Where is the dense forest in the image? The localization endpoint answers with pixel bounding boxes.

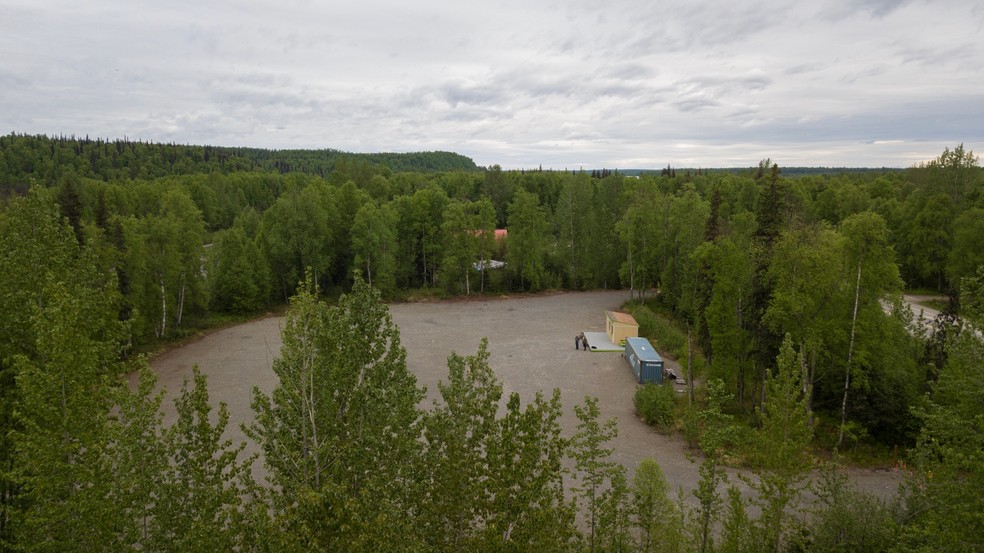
[0,134,982,551]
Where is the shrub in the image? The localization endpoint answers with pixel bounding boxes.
[634,383,676,428]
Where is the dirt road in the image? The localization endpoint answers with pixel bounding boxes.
[149,289,901,501]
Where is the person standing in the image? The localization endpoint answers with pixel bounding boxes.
[575,335,581,350]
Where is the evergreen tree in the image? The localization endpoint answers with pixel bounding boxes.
[209,226,271,313]
[744,335,813,552]
[687,379,734,553]
[899,326,984,550]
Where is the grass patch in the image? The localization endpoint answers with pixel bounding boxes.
[809,414,901,468]
[131,307,286,358]
[392,287,444,302]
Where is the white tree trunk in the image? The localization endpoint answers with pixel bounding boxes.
[687,323,695,405]
[838,261,863,447]
[176,275,185,327]
[158,277,167,338]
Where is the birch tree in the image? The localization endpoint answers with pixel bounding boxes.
[351,201,398,295]
[506,188,549,291]
[554,173,594,289]
[836,212,901,447]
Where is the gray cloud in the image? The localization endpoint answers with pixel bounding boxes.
[0,0,981,168]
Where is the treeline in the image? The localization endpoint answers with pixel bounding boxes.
[0,198,980,550]
[0,139,981,447]
[1,136,983,549]
[0,133,479,189]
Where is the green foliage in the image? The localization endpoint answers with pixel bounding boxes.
[9,282,122,551]
[634,382,678,428]
[618,182,667,298]
[209,226,271,313]
[632,459,685,553]
[257,183,336,299]
[693,230,756,410]
[483,390,575,550]
[506,188,549,290]
[121,187,208,339]
[898,328,984,550]
[351,201,399,295]
[686,379,735,553]
[572,396,626,553]
[5,138,984,548]
[0,134,479,189]
[0,187,125,550]
[960,265,984,322]
[947,207,984,298]
[110,367,258,551]
[629,303,687,354]
[901,193,953,291]
[718,486,754,553]
[554,173,594,289]
[418,339,502,550]
[419,339,575,551]
[662,187,710,316]
[247,277,425,549]
[743,335,814,552]
[797,464,898,552]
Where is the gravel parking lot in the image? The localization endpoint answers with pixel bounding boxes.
[149,289,900,500]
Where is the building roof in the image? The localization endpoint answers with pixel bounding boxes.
[626,337,662,362]
[606,311,639,326]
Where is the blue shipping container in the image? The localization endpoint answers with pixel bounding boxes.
[624,337,663,384]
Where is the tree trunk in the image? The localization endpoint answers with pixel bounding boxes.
[568,200,578,289]
[158,277,167,338]
[480,237,487,293]
[801,341,814,429]
[737,287,745,411]
[627,235,635,302]
[687,323,695,405]
[176,275,185,327]
[838,261,863,447]
[760,362,767,410]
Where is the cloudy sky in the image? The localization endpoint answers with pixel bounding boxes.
[2,0,982,169]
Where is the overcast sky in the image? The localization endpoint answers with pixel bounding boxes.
[2,0,982,169]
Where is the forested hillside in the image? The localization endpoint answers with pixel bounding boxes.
[1,135,982,551]
[0,133,479,191]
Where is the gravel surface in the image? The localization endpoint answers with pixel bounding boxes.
[148,289,901,501]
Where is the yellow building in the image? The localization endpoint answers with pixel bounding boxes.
[605,311,639,346]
